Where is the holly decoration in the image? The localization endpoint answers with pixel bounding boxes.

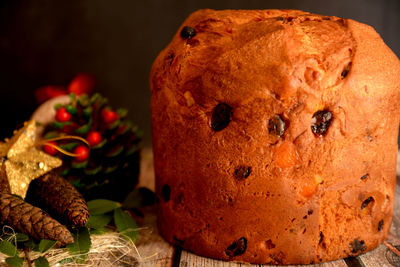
[42,93,142,201]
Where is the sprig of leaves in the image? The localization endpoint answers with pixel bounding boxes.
[87,199,139,242]
[67,227,92,263]
[0,189,155,266]
[0,234,61,266]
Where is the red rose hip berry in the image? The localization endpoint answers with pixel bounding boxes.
[56,107,71,122]
[43,141,57,155]
[73,145,90,162]
[101,108,119,124]
[68,73,96,96]
[87,131,102,146]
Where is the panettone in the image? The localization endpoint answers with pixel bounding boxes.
[150,9,400,264]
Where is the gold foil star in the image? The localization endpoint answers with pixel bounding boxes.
[0,120,62,198]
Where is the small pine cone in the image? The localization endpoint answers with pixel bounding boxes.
[26,171,89,227]
[0,193,73,245]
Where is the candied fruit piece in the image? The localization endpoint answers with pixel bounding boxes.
[311,110,332,136]
[273,141,299,169]
[180,26,196,39]
[268,115,286,137]
[234,166,251,179]
[378,220,383,231]
[211,103,232,131]
[225,237,247,257]
[350,239,366,253]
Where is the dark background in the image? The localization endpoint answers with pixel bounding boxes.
[0,0,399,146]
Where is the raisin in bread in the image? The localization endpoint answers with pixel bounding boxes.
[150,9,400,264]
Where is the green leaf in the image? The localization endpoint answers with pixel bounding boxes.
[5,256,24,267]
[83,181,99,190]
[71,179,84,189]
[59,168,70,176]
[116,108,128,118]
[125,144,140,156]
[52,121,72,130]
[43,131,59,140]
[82,106,93,119]
[75,124,91,135]
[69,93,76,102]
[87,214,112,229]
[67,227,91,264]
[75,119,92,135]
[103,165,119,174]
[106,146,123,157]
[54,103,63,111]
[107,119,121,130]
[59,142,78,151]
[89,227,112,235]
[114,208,138,243]
[34,256,50,267]
[87,199,121,215]
[66,105,77,115]
[116,122,132,135]
[38,239,57,253]
[91,139,107,149]
[89,93,101,105]
[15,233,29,242]
[23,240,38,251]
[0,240,17,256]
[71,160,88,169]
[84,166,102,175]
[77,94,90,107]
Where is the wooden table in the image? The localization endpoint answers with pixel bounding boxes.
[135,149,400,267]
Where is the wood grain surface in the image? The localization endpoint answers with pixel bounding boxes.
[135,149,400,267]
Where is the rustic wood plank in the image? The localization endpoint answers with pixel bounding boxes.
[136,206,175,267]
[180,250,253,267]
[358,244,397,267]
[179,250,348,267]
[313,260,349,267]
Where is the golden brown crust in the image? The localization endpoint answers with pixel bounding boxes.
[150,9,400,264]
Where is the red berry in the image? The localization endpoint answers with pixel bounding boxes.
[68,73,96,96]
[43,141,57,155]
[56,107,71,122]
[73,145,90,162]
[101,108,119,124]
[87,131,102,146]
[35,85,67,104]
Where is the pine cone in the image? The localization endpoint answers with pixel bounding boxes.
[41,93,141,201]
[0,193,73,246]
[26,171,89,227]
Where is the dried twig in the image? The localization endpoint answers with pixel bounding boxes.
[24,248,32,267]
